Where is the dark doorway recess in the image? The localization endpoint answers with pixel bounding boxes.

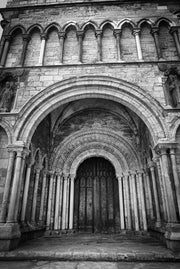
[74,157,120,233]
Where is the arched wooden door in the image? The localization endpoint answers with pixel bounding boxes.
[74,157,120,233]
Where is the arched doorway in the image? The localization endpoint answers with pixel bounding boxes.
[73,157,120,233]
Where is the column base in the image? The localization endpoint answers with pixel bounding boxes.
[0,223,21,251]
[164,224,180,252]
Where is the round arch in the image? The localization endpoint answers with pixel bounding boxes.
[69,149,123,180]
[13,76,167,145]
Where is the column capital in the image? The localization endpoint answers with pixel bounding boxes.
[132,27,141,36]
[113,29,122,37]
[151,26,159,35]
[169,26,179,35]
[58,31,66,39]
[154,142,178,154]
[76,30,84,38]
[4,35,12,42]
[95,30,103,37]
[22,34,30,42]
[7,142,29,156]
[40,33,48,40]
[148,161,155,169]
[136,170,144,175]
[122,172,129,178]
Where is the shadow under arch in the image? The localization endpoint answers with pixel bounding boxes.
[13,75,167,146]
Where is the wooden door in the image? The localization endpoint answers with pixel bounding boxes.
[74,157,120,233]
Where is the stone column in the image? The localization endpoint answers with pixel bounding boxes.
[131,172,139,231]
[144,170,154,220]
[46,172,54,229]
[0,35,11,67]
[151,27,162,60]
[69,176,75,230]
[118,176,125,230]
[58,31,66,64]
[170,27,180,59]
[21,163,32,223]
[0,36,5,63]
[77,31,84,63]
[38,33,47,66]
[62,175,67,230]
[7,143,28,223]
[39,171,47,224]
[0,149,15,223]
[65,175,70,229]
[133,28,143,61]
[31,168,41,223]
[169,148,180,216]
[54,172,61,230]
[123,173,131,229]
[138,171,147,231]
[96,30,102,62]
[20,34,30,66]
[113,29,122,61]
[159,147,177,223]
[154,156,167,221]
[148,161,161,225]
[58,173,64,229]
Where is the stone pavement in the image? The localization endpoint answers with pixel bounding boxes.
[0,233,180,268]
[0,261,180,269]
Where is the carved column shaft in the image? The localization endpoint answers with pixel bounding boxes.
[69,176,75,230]
[0,36,11,67]
[77,31,83,63]
[169,148,180,216]
[54,173,61,230]
[0,150,15,223]
[31,168,41,222]
[138,172,147,231]
[170,27,180,59]
[154,157,167,221]
[114,29,122,61]
[160,148,177,222]
[149,162,161,223]
[20,34,30,66]
[46,172,54,229]
[96,30,102,62]
[151,27,162,59]
[118,176,125,230]
[144,170,154,220]
[39,171,47,223]
[130,173,139,231]
[58,32,65,64]
[123,174,131,229]
[133,28,143,61]
[38,34,47,66]
[21,164,32,222]
[7,145,28,223]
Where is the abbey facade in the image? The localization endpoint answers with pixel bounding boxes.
[0,0,180,252]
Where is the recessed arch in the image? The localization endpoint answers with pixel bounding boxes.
[27,24,43,35]
[155,17,175,28]
[44,22,61,34]
[100,20,116,30]
[137,18,154,28]
[81,20,98,31]
[9,24,26,36]
[118,18,136,29]
[13,76,167,146]
[63,21,80,32]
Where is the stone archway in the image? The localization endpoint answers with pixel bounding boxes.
[14,76,167,145]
